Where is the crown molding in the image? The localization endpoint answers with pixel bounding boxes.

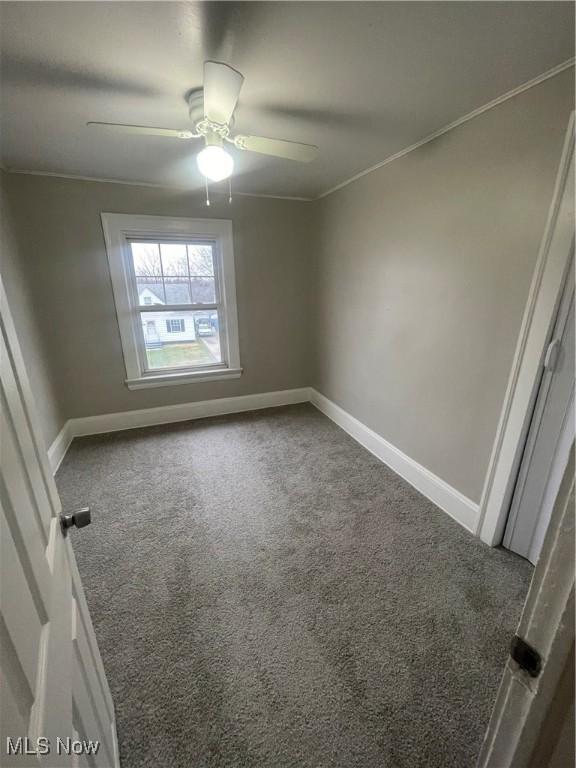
[4,168,313,202]
[6,168,176,189]
[235,190,313,202]
[317,58,575,200]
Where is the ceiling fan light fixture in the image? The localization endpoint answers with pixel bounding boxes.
[197,145,234,182]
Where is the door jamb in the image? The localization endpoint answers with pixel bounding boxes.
[478,112,575,546]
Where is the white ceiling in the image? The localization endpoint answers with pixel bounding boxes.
[1,2,574,199]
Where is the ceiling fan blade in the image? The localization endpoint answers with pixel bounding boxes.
[87,122,195,139]
[235,135,318,162]
[203,61,244,125]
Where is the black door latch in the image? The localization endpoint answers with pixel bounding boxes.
[60,506,91,536]
[510,634,542,678]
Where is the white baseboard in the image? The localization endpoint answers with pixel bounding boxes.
[47,384,480,536]
[48,421,74,474]
[47,387,311,473]
[309,389,480,534]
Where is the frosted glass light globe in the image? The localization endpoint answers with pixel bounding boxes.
[197,145,234,182]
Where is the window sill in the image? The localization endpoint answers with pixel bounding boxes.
[125,367,243,390]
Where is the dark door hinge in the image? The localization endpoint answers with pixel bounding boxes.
[510,634,542,678]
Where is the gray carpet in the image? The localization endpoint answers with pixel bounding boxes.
[56,403,532,768]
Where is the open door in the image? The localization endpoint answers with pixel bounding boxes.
[478,445,574,767]
[503,255,575,564]
[0,274,119,766]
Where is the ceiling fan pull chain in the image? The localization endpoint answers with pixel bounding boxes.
[228,177,233,204]
[205,176,210,207]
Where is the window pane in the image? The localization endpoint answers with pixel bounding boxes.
[141,310,221,370]
[190,277,215,304]
[164,277,191,305]
[160,243,188,276]
[132,241,217,307]
[131,243,161,276]
[188,244,214,276]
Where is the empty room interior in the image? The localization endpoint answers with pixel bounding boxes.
[1,2,575,767]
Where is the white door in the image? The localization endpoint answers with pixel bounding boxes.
[0,275,119,767]
[504,256,575,564]
[478,446,574,768]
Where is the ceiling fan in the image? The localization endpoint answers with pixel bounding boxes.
[88,61,319,184]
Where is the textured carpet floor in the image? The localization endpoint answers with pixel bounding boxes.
[56,404,532,768]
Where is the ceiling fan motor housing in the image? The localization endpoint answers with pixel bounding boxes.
[188,89,234,137]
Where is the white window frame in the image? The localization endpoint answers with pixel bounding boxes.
[101,213,241,390]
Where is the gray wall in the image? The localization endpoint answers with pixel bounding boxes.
[0,170,65,447]
[5,175,314,441]
[312,69,574,503]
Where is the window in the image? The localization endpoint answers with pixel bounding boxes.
[166,319,185,333]
[102,214,241,389]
